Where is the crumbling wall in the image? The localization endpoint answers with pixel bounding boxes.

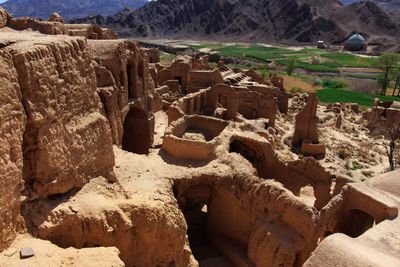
[187,70,224,93]
[292,92,319,146]
[8,18,67,35]
[229,134,333,210]
[168,89,210,124]
[6,35,115,199]
[163,116,228,160]
[174,174,320,266]
[0,51,26,252]
[248,84,288,113]
[364,104,400,134]
[237,90,278,125]
[90,40,155,153]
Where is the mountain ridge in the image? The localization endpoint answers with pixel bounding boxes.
[0,0,148,18]
[72,0,399,45]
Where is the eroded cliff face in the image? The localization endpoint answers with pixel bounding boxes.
[0,50,26,252]
[0,31,115,251]
[10,33,115,199]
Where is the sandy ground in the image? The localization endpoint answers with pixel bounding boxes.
[153,111,168,147]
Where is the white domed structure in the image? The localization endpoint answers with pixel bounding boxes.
[344,33,367,51]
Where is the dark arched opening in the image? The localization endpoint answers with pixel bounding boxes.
[122,108,151,154]
[340,209,375,238]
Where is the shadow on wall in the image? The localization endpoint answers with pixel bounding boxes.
[122,107,152,154]
[339,209,375,238]
[174,182,254,267]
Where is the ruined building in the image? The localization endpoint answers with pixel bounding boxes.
[1,7,400,267]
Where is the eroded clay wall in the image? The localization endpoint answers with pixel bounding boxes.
[175,175,320,266]
[237,90,277,124]
[90,40,155,152]
[7,36,115,199]
[187,70,224,93]
[0,51,26,252]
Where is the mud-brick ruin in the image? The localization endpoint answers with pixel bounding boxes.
[1,7,400,267]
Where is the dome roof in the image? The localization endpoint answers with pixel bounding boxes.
[345,34,365,45]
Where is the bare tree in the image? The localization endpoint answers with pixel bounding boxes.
[377,52,400,96]
[390,67,400,97]
[379,123,400,171]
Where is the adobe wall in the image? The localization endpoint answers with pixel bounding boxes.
[229,134,333,210]
[174,174,320,266]
[162,116,228,160]
[89,40,155,151]
[0,32,116,251]
[237,90,278,125]
[8,17,67,35]
[364,105,400,134]
[207,83,238,120]
[292,92,319,146]
[0,51,26,252]
[187,70,224,93]
[247,84,289,113]
[168,89,210,124]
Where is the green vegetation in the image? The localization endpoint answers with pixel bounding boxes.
[286,58,296,76]
[189,44,378,73]
[316,88,399,107]
[321,78,347,89]
[277,59,339,72]
[289,87,303,93]
[351,160,363,171]
[160,52,176,63]
[377,52,400,95]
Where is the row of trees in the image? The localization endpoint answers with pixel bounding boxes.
[377,52,400,96]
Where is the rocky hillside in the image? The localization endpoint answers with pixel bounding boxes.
[342,0,400,23]
[0,0,148,18]
[72,0,399,44]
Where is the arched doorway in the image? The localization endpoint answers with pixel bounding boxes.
[122,107,151,154]
[340,209,375,238]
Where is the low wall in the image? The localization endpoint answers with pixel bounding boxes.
[163,116,228,161]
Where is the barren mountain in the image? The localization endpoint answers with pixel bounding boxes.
[342,0,400,23]
[0,0,148,18]
[72,0,400,44]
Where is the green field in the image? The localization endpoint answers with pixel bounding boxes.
[316,88,398,106]
[189,44,378,73]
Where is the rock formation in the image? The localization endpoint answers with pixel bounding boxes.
[48,12,64,24]
[0,7,9,28]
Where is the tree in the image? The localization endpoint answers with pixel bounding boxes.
[390,67,400,97]
[377,52,400,96]
[286,58,296,76]
[379,123,400,171]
